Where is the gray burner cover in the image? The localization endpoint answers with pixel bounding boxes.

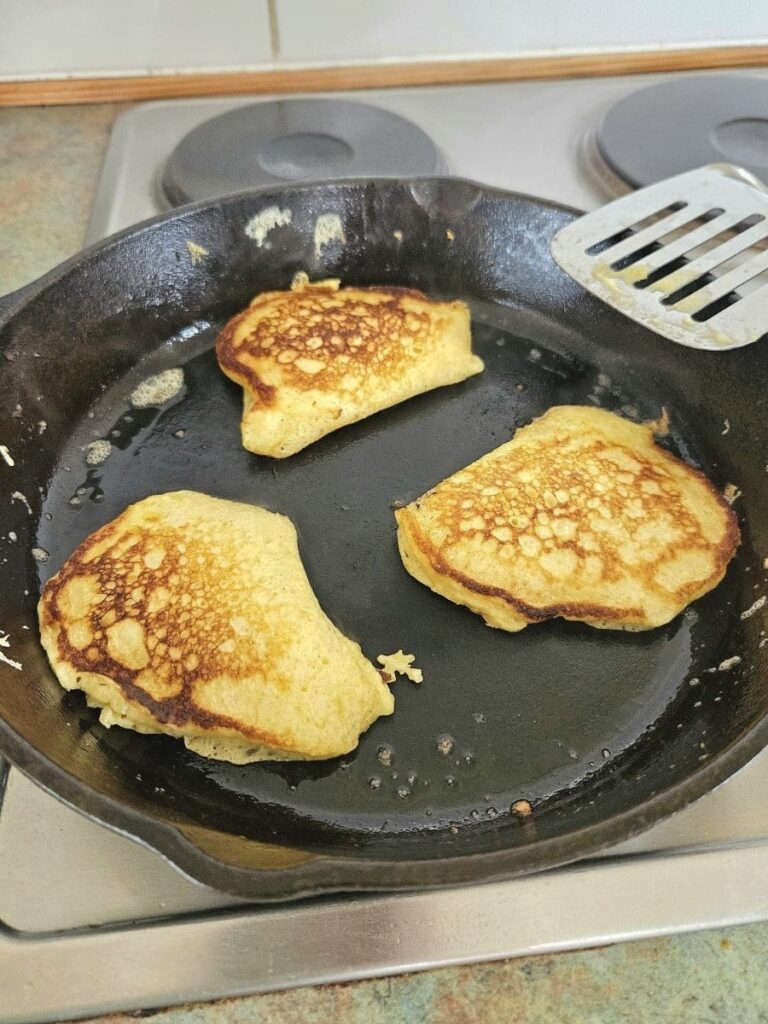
[162,98,446,206]
[595,74,768,189]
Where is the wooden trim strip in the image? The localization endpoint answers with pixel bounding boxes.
[1,45,767,108]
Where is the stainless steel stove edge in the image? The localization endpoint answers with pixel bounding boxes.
[4,841,768,1024]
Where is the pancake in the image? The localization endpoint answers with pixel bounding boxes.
[396,406,739,631]
[38,491,394,762]
[215,275,483,458]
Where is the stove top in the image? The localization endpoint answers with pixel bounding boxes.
[4,72,768,1024]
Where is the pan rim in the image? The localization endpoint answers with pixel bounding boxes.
[0,176,765,901]
[0,175,580,318]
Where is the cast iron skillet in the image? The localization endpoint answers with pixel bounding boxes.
[1,179,767,900]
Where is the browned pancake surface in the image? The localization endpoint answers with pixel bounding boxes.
[217,284,435,400]
[215,277,482,457]
[38,491,393,761]
[396,406,739,631]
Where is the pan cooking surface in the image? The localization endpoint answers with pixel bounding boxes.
[34,304,742,855]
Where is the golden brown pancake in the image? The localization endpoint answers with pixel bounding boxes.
[396,406,739,631]
[38,491,393,762]
[216,276,483,458]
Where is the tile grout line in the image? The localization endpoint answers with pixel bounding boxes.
[267,0,281,61]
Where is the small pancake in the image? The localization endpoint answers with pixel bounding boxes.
[216,276,483,458]
[396,406,739,632]
[38,491,393,762]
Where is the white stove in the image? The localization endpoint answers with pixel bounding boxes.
[4,73,768,1024]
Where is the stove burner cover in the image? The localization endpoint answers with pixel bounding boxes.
[595,74,768,189]
[161,98,445,206]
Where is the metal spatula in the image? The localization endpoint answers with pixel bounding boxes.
[551,163,768,351]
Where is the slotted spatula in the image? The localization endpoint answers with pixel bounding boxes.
[551,163,768,351]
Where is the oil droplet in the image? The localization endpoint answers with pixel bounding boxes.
[43,512,52,521]
[568,749,578,760]
[369,776,381,790]
[602,748,611,759]
[446,774,456,786]
[339,760,350,771]
[436,734,454,756]
[486,807,499,818]
[32,547,49,562]
[68,496,82,507]
[397,786,410,799]
[407,771,417,786]
[472,712,486,724]
[470,809,480,820]
[377,745,393,767]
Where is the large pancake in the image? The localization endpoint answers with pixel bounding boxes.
[38,491,394,762]
[396,406,739,631]
[216,276,483,458]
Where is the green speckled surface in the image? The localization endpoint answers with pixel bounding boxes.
[1,102,766,1024]
[0,104,123,294]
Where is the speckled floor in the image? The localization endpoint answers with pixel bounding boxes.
[0,104,122,293]
[2,101,768,1024]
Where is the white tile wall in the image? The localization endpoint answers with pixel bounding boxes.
[0,0,766,80]
[275,0,768,63]
[150,0,273,72]
[0,0,272,78]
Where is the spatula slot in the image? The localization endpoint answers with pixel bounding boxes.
[610,208,725,272]
[662,273,716,307]
[690,291,742,322]
[584,202,687,257]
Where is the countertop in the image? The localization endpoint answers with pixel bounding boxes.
[1,103,768,1024]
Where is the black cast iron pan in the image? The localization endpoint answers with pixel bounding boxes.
[1,178,767,900]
